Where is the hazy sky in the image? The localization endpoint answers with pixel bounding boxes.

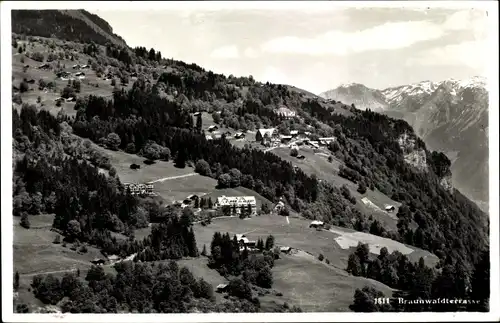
[91,6,489,94]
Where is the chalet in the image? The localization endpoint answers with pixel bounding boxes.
[81,64,90,69]
[318,137,337,144]
[216,283,228,293]
[234,132,245,139]
[72,64,81,69]
[280,135,293,143]
[75,71,85,77]
[297,155,306,160]
[91,258,106,265]
[236,234,257,248]
[65,97,76,102]
[280,246,292,254]
[256,128,276,142]
[108,255,121,263]
[309,220,324,229]
[214,196,257,215]
[208,125,218,132]
[205,135,213,140]
[385,205,395,212]
[289,144,299,150]
[193,112,201,116]
[275,106,296,119]
[290,130,299,136]
[309,141,320,149]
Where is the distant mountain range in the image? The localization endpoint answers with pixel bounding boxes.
[320,77,489,212]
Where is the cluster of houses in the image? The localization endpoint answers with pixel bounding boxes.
[255,127,337,150]
[72,64,90,70]
[57,71,86,81]
[123,183,155,196]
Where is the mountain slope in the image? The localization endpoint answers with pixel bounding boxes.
[11,9,127,46]
[320,83,389,112]
[320,77,489,212]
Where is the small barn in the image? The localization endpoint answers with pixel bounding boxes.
[91,258,106,265]
[216,283,228,293]
[193,112,201,116]
[256,128,276,142]
[280,246,292,254]
[208,125,218,132]
[385,205,395,212]
[309,220,324,229]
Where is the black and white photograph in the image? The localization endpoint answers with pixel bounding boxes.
[1,1,499,322]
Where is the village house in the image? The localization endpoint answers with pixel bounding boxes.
[205,135,213,140]
[309,141,320,149]
[38,63,51,70]
[236,234,257,249]
[255,128,276,142]
[214,195,257,215]
[81,64,90,69]
[107,255,121,263]
[280,246,292,254]
[208,125,218,132]
[91,258,106,266]
[318,137,337,146]
[385,205,396,212]
[309,220,324,228]
[234,132,245,139]
[275,106,296,119]
[280,135,293,144]
[72,64,80,69]
[193,112,201,116]
[216,284,228,293]
[290,130,299,137]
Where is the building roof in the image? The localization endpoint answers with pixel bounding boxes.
[385,205,395,210]
[216,283,228,289]
[310,220,324,226]
[208,125,218,129]
[280,246,292,251]
[280,135,293,139]
[318,137,337,141]
[108,255,120,261]
[290,130,299,135]
[257,128,276,138]
[216,196,257,206]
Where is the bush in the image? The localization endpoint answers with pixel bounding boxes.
[30,52,45,62]
[20,81,29,93]
[53,235,61,244]
[290,148,299,157]
[20,213,30,229]
[318,253,324,262]
[13,94,22,105]
[195,159,212,176]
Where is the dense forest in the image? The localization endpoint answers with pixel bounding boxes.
[25,260,280,313]
[347,243,490,312]
[11,10,127,46]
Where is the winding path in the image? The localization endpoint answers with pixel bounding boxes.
[147,173,197,184]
